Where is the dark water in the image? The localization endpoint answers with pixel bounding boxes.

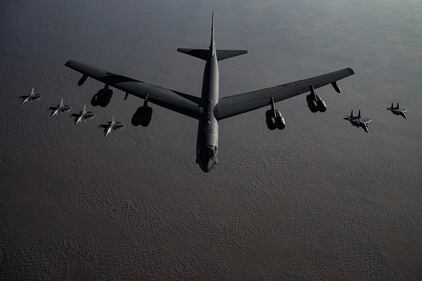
[1,0,421,280]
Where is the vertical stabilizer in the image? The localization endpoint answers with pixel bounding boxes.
[60,98,64,106]
[358,110,361,118]
[83,104,87,113]
[351,109,354,117]
[396,102,400,109]
[210,12,216,55]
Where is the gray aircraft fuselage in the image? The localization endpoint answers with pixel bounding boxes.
[196,22,219,172]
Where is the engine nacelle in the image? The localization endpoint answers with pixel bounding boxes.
[276,112,286,130]
[91,86,113,107]
[132,97,153,127]
[306,85,327,113]
[316,96,327,112]
[306,94,319,113]
[265,109,277,130]
[266,109,285,130]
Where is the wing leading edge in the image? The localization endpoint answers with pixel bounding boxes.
[65,60,202,119]
[215,68,355,120]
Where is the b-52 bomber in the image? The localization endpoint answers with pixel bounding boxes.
[48,98,72,117]
[65,13,355,172]
[98,115,124,136]
[71,104,95,124]
[344,110,372,133]
[386,102,407,119]
[19,88,40,104]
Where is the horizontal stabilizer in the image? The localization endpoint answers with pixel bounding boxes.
[177,48,209,60]
[216,49,247,61]
[177,48,247,61]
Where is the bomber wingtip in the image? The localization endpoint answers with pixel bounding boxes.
[64,59,75,67]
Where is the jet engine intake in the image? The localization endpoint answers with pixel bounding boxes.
[91,86,113,107]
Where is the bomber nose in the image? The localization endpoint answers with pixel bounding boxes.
[199,159,214,173]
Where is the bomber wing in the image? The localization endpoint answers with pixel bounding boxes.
[215,68,354,120]
[65,60,202,119]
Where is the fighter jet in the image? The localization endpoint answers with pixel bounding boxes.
[98,115,124,136]
[386,102,407,119]
[65,13,355,172]
[48,98,72,117]
[343,109,372,133]
[19,88,40,104]
[71,105,95,124]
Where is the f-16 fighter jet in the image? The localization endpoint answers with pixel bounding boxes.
[71,105,95,124]
[386,102,407,119]
[48,98,72,117]
[343,109,372,133]
[65,13,355,172]
[98,115,124,136]
[19,88,40,104]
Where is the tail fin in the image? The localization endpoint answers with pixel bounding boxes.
[351,109,354,117]
[60,98,64,106]
[178,12,247,61]
[391,102,394,109]
[112,114,115,123]
[83,104,86,112]
[396,102,399,109]
[210,11,215,52]
[358,110,361,118]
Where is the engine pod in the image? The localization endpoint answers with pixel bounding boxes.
[306,94,318,113]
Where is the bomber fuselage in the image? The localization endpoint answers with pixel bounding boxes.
[196,28,219,172]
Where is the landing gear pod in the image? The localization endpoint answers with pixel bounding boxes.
[78,74,88,86]
[331,81,341,93]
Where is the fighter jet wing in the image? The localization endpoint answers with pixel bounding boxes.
[65,60,202,119]
[113,123,124,130]
[215,68,354,120]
